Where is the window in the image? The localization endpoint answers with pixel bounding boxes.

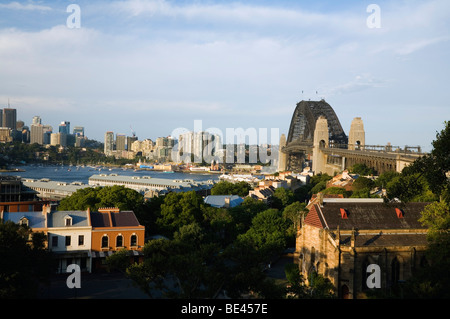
[130,234,137,247]
[52,236,58,247]
[391,257,400,285]
[65,216,72,226]
[116,235,123,248]
[65,236,71,246]
[78,235,84,246]
[101,235,108,249]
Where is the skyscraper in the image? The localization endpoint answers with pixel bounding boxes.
[177,131,222,163]
[104,132,114,155]
[2,108,17,130]
[115,134,126,151]
[32,116,42,125]
[30,124,44,145]
[127,136,138,151]
[73,126,84,137]
[59,121,70,135]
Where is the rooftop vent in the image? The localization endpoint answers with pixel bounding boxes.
[340,208,348,219]
[395,208,404,218]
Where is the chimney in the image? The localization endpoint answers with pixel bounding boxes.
[224,197,231,208]
[86,207,91,226]
[42,204,51,228]
[318,192,324,207]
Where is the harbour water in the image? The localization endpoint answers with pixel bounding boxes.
[0,164,220,185]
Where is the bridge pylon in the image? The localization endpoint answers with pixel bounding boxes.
[348,117,365,150]
[312,116,329,174]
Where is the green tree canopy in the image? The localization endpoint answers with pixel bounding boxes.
[210,181,252,197]
[126,223,224,298]
[237,208,290,262]
[58,185,145,212]
[402,201,450,298]
[404,121,450,199]
[385,173,438,202]
[321,187,350,197]
[271,187,295,209]
[156,191,206,236]
[0,221,53,298]
[349,163,375,176]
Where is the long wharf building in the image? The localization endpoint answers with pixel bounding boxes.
[88,174,215,196]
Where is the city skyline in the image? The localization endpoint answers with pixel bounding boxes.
[1,0,450,152]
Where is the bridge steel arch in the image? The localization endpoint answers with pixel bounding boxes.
[283,100,348,171]
[286,100,348,146]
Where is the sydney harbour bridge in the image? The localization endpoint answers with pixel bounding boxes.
[278,100,424,175]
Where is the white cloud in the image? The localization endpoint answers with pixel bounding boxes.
[320,75,388,97]
[394,36,450,56]
[0,0,449,145]
[110,0,362,33]
[0,1,52,11]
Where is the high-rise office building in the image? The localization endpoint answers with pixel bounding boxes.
[115,134,126,151]
[59,121,70,135]
[2,108,17,130]
[178,131,221,163]
[50,132,67,147]
[127,136,138,151]
[73,126,84,137]
[43,125,52,145]
[32,116,42,125]
[104,132,114,155]
[16,120,25,130]
[30,124,44,145]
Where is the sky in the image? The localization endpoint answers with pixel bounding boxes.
[0,0,449,152]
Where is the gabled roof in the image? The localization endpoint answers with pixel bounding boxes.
[304,201,429,231]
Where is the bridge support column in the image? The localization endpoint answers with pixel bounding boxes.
[312,116,329,174]
[278,134,287,172]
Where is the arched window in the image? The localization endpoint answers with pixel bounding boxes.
[116,235,123,248]
[341,285,350,299]
[362,258,371,291]
[130,234,137,247]
[101,235,109,249]
[420,256,428,268]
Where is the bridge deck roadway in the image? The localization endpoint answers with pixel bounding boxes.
[320,147,422,160]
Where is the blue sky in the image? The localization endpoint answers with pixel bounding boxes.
[0,0,449,151]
